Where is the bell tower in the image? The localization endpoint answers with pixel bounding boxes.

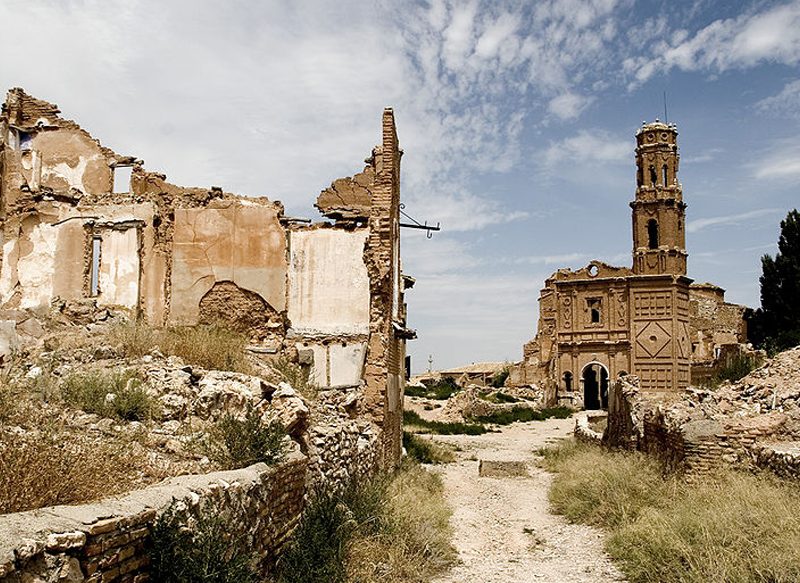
[631,121,687,275]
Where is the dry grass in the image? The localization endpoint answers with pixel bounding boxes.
[347,462,456,582]
[110,321,253,374]
[0,428,146,514]
[277,461,455,583]
[403,431,456,464]
[272,357,317,399]
[542,440,800,583]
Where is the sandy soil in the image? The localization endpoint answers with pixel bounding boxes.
[428,417,626,583]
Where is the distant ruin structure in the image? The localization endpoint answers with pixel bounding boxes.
[0,88,413,467]
[511,121,747,407]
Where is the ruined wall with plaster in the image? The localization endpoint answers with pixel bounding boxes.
[288,227,370,387]
[0,89,411,471]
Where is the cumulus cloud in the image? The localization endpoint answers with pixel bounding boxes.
[628,1,800,87]
[543,130,630,166]
[548,92,594,120]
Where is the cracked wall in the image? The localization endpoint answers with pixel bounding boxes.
[0,88,411,469]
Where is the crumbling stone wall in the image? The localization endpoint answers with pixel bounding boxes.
[0,88,412,468]
[0,453,307,582]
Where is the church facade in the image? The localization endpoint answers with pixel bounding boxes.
[514,121,746,408]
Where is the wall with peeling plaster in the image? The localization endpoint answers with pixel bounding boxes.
[0,88,413,470]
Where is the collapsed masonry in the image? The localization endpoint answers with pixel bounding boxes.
[509,121,748,407]
[0,88,414,468]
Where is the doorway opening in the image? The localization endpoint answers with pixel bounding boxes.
[582,362,609,410]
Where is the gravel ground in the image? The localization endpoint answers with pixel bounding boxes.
[428,417,626,583]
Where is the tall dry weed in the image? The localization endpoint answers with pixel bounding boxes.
[0,429,146,514]
[543,439,800,583]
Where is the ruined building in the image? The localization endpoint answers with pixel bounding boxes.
[0,88,413,466]
[512,121,746,407]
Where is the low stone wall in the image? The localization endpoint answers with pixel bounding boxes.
[749,442,800,480]
[0,451,307,582]
[574,412,604,444]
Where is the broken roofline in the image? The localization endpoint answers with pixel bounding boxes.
[0,88,399,222]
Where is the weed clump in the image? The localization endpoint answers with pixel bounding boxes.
[405,376,460,400]
[61,369,157,421]
[541,439,800,582]
[403,410,488,435]
[473,406,572,426]
[272,357,317,399]
[200,406,286,470]
[110,321,253,374]
[0,429,145,513]
[277,462,455,583]
[149,500,257,583]
[403,431,456,464]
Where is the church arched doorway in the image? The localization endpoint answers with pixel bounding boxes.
[582,362,609,410]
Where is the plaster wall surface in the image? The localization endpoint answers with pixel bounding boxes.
[97,228,139,308]
[288,229,370,336]
[171,203,287,324]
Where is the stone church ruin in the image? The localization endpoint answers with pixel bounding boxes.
[511,121,747,408]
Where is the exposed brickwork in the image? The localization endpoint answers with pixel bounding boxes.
[513,122,745,405]
[0,454,308,582]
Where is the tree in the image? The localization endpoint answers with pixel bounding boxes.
[747,209,800,352]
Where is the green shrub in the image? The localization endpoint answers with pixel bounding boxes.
[149,500,257,583]
[406,376,461,400]
[403,431,456,464]
[473,406,572,425]
[403,410,488,435]
[277,486,351,583]
[61,369,156,421]
[404,385,428,398]
[490,369,509,388]
[201,406,286,470]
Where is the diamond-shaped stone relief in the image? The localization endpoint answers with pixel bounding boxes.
[635,321,671,358]
[676,322,690,359]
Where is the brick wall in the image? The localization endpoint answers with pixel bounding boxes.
[0,452,307,582]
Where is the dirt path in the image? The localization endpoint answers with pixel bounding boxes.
[428,417,625,583]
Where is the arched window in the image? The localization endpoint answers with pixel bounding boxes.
[663,164,669,186]
[647,219,659,249]
[649,165,657,186]
[563,372,573,391]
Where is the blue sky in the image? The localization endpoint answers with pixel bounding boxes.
[1,0,798,372]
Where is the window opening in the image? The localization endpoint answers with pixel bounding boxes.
[647,219,659,249]
[90,236,101,296]
[588,298,602,324]
[113,166,133,194]
[563,372,573,391]
[663,164,669,186]
[19,132,32,151]
[649,165,657,186]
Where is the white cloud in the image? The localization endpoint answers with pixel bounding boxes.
[509,252,588,265]
[756,79,800,119]
[686,208,781,233]
[548,92,594,120]
[543,130,630,166]
[752,139,800,181]
[629,1,800,86]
